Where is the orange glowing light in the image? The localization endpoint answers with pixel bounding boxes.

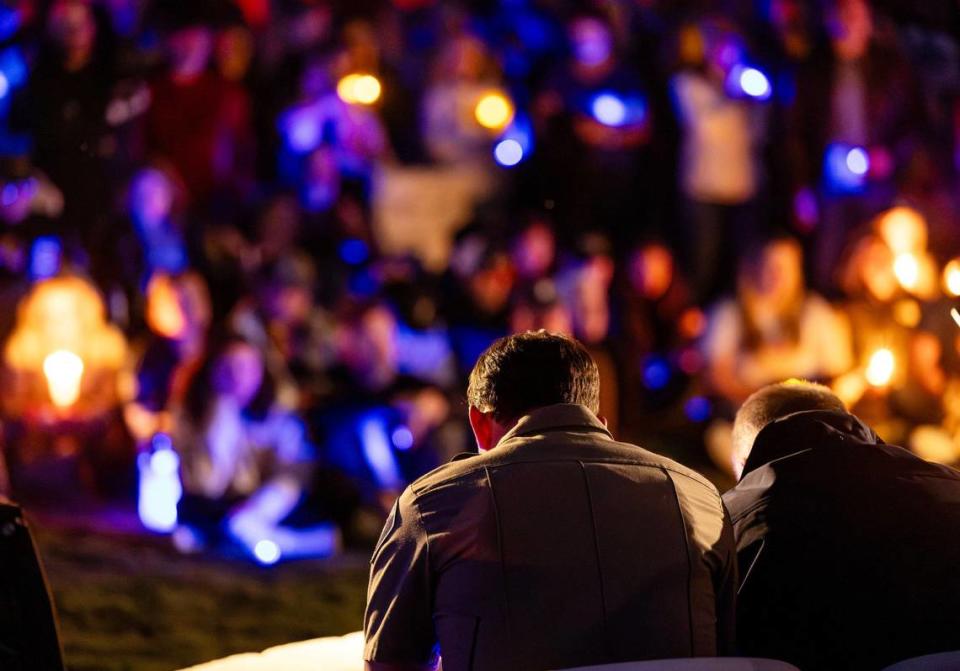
[893,299,921,328]
[679,308,706,339]
[474,91,514,130]
[4,276,128,416]
[43,350,84,408]
[877,206,927,254]
[146,273,186,339]
[865,348,895,387]
[336,74,382,105]
[893,253,920,290]
[944,259,960,297]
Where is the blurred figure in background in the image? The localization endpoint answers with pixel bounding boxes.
[536,10,654,243]
[17,0,118,257]
[670,18,770,302]
[125,271,211,451]
[422,32,503,170]
[147,14,254,206]
[557,235,619,435]
[702,234,851,474]
[788,0,920,292]
[703,236,851,406]
[122,165,189,285]
[174,338,339,560]
[617,240,704,444]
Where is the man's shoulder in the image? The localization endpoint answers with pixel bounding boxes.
[407,434,721,503]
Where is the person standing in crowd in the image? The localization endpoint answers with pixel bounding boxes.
[788,0,920,292]
[670,18,770,302]
[725,381,960,670]
[146,10,254,207]
[365,331,735,671]
[15,0,118,258]
[535,10,654,243]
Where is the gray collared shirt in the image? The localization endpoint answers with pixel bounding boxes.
[364,403,736,671]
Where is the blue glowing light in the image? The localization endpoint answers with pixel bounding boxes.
[589,91,647,128]
[737,67,771,100]
[591,93,627,126]
[137,445,183,534]
[0,7,21,43]
[845,147,869,176]
[642,356,672,391]
[348,269,379,297]
[1,181,16,206]
[253,539,282,565]
[152,432,173,451]
[360,414,403,490]
[281,108,321,153]
[0,47,27,91]
[391,426,415,451]
[824,143,870,194]
[29,236,62,281]
[150,449,180,477]
[684,396,712,422]
[494,139,524,167]
[494,112,534,168]
[339,238,369,265]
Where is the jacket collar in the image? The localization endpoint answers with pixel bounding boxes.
[741,409,881,478]
[497,403,612,446]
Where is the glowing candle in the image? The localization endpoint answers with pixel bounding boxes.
[42,350,84,408]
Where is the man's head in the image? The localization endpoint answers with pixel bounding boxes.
[467,330,600,451]
[732,381,846,478]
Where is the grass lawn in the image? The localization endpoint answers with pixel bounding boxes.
[30,509,369,671]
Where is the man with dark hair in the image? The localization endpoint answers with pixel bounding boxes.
[364,330,736,671]
[724,381,960,670]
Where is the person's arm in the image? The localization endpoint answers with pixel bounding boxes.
[364,489,437,669]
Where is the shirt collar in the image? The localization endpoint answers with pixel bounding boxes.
[497,403,612,446]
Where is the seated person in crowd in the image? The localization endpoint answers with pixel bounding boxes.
[724,381,960,670]
[365,331,735,671]
[704,235,852,407]
[173,338,339,561]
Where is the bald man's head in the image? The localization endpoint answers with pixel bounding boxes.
[732,381,846,479]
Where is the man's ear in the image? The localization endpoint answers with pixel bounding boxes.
[597,414,608,428]
[468,406,495,452]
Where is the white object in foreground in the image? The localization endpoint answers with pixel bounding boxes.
[177,631,365,671]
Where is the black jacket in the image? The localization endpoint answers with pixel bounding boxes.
[723,410,960,670]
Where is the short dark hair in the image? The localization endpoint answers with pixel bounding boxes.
[467,330,600,422]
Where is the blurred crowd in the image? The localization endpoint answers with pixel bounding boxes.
[0,0,958,559]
